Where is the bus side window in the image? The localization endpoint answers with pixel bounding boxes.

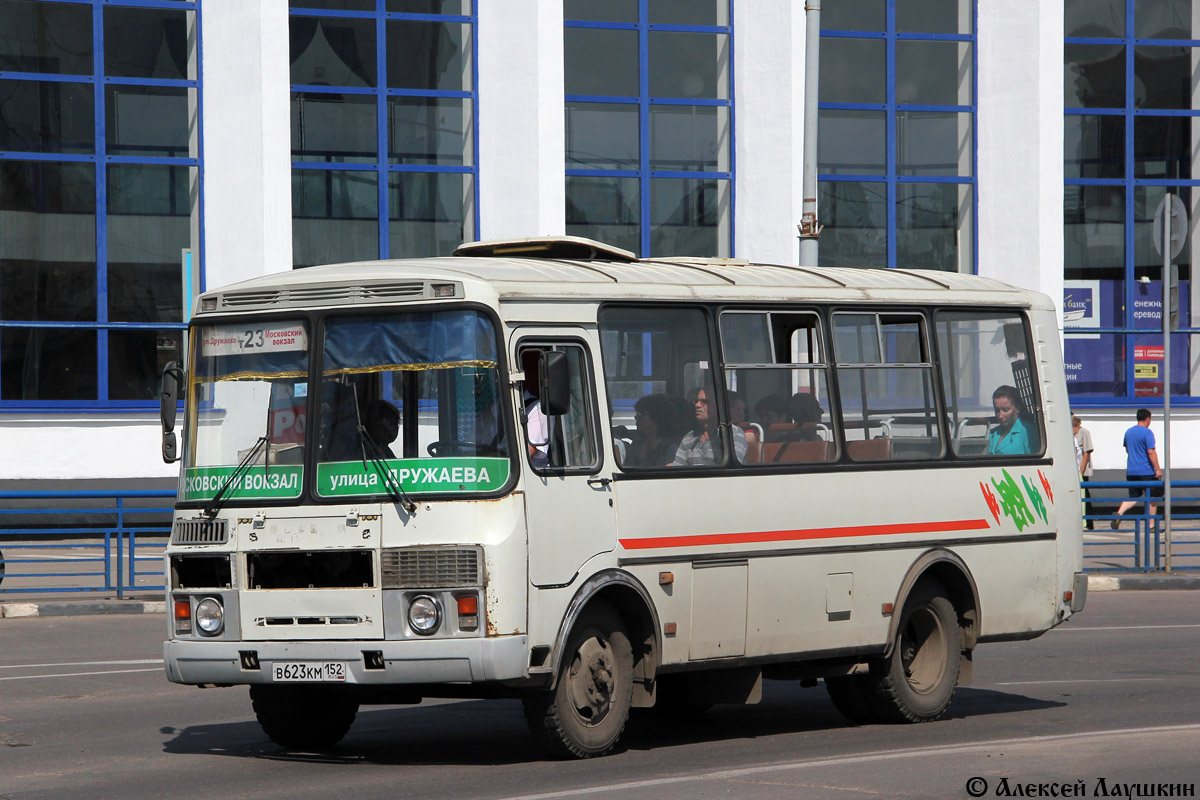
[598,306,724,469]
[832,312,942,462]
[936,312,1044,458]
[719,310,837,465]
[517,343,600,472]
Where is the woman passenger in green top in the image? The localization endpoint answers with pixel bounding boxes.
[987,385,1031,455]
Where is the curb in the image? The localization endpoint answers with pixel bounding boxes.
[1088,574,1200,591]
[0,601,165,618]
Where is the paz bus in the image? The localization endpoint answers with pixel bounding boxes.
[160,236,1086,758]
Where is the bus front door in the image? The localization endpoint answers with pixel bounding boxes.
[516,334,615,587]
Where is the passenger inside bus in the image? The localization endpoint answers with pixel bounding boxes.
[625,393,680,467]
[788,393,825,442]
[987,385,1032,455]
[724,388,763,455]
[672,387,747,466]
[755,393,789,429]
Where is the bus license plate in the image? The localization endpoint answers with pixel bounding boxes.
[272,661,346,682]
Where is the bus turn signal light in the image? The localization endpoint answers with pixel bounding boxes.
[174,599,192,633]
[457,595,478,630]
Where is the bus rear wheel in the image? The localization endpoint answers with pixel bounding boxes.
[825,675,881,724]
[869,581,961,723]
[249,684,359,750]
[523,602,633,758]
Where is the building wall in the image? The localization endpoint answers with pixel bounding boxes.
[6,0,1199,485]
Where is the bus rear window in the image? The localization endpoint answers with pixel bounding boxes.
[937,312,1044,458]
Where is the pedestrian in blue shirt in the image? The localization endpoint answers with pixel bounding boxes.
[1111,408,1162,529]
[987,385,1031,455]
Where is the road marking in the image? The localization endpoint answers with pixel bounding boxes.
[993,678,1167,686]
[0,659,162,670]
[1054,624,1200,632]
[0,667,162,682]
[491,724,1200,800]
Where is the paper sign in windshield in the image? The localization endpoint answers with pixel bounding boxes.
[183,465,303,501]
[200,323,307,357]
[317,458,509,497]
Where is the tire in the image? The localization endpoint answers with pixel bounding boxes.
[523,602,634,758]
[825,675,881,725]
[0,550,5,587]
[868,581,962,723]
[249,684,359,750]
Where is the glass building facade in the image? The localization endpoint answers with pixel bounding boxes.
[0,0,198,408]
[1064,0,1200,405]
[289,0,478,268]
[563,0,733,258]
[817,0,976,272]
[3,0,1200,423]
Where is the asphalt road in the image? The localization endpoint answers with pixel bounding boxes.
[1,591,1199,800]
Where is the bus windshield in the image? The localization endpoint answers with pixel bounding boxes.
[184,320,310,503]
[314,309,511,499]
[181,309,512,505]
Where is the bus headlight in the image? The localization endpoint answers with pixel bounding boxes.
[408,595,441,635]
[195,597,224,635]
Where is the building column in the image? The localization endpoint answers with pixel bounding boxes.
[733,0,806,266]
[201,0,294,288]
[977,0,1065,312]
[476,0,566,240]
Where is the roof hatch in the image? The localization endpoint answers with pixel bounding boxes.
[452,235,638,262]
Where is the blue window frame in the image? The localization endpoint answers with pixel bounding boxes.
[289,0,479,268]
[563,0,734,258]
[0,0,200,410]
[1064,0,1200,406]
[817,0,976,272]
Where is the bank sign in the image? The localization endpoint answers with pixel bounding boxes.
[1063,279,1190,397]
[316,457,509,498]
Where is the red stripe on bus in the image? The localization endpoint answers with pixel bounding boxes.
[618,518,993,551]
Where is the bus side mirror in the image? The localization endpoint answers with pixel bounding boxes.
[161,361,184,463]
[539,351,570,416]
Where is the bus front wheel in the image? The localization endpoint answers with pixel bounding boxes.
[522,601,633,758]
[249,684,359,750]
[870,581,962,723]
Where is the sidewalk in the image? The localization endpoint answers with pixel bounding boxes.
[2,573,1199,618]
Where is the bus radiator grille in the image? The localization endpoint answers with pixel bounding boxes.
[172,518,230,545]
[381,547,481,588]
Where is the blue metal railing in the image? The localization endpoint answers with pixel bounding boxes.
[0,490,173,599]
[1080,480,1200,572]
[0,481,1192,602]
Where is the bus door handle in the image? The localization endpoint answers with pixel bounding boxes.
[587,477,612,490]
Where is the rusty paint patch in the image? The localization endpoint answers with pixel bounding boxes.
[485,588,501,636]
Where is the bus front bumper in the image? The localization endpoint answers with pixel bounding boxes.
[163,635,530,686]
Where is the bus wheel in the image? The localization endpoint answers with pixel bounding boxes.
[824,676,880,724]
[871,581,961,723]
[0,550,5,587]
[249,685,359,750]
[523,602,633,758]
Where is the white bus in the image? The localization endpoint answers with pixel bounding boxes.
[160,236,1086,758]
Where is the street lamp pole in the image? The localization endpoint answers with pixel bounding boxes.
[799,0,822,266]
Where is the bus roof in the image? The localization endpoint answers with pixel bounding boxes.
[199,237,1051,314]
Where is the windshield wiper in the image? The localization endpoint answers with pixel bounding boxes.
[204,436,267,520]
[357,425,417,515]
